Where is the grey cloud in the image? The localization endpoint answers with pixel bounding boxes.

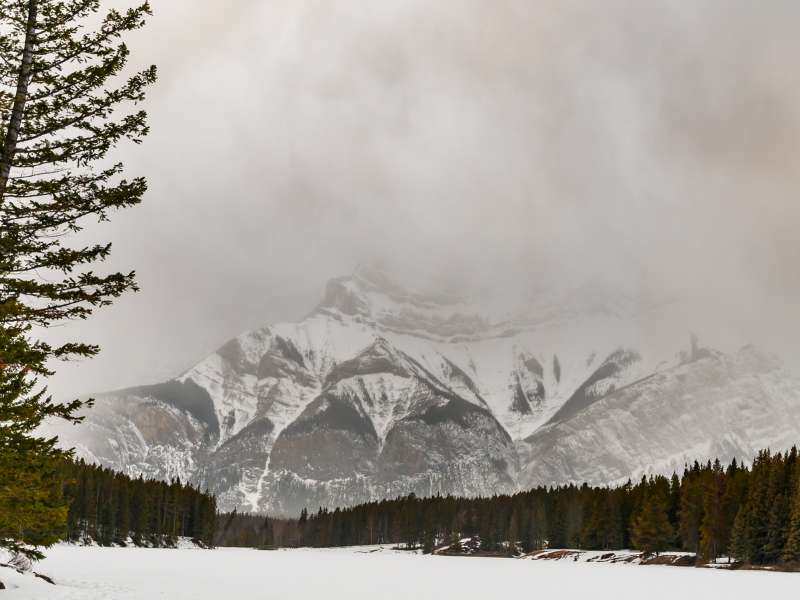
[44,0,800,399]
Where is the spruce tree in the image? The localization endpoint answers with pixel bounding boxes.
[729,504,752,563]
[762,455,790,562]
[0,437,68,556]
[580,492,607,549]
[631,482,674,557]
[747,451,775,563]
[422,527,435,554]
[0,0,155,558]
[699,460,727,562]
[678,467,702,553]
[260,517,274,549]
[117,480,131,545]
[782,478,800,562]
[764,492,788,563]
[507,508,520,554]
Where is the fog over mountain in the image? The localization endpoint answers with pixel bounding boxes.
[46,265,800,514]
[44,0,800,403]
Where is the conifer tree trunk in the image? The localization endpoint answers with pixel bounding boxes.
[0,0,37,199]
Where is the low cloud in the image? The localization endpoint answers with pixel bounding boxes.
[45,0,800,398]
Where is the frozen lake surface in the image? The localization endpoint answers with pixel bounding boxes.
[1,545,796,599]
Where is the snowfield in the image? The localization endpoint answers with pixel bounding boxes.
[1,546,797,599]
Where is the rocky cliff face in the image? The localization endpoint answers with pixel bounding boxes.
[46,267,800,515]
[518,346,800,488]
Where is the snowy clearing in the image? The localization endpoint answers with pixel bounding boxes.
[1,545,796,599]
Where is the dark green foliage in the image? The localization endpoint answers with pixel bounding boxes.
[60,459,216,547]
[0,438,69,558]
[782,477,800,562]
[0,0,155,558]
[729,449,797,565]
[631,476,673,556]
[422,527,435,554]
[679,463,703,553]
[699,460,727,561]
[217,447,800,567]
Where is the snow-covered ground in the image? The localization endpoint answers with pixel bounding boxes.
[1,545,796,599]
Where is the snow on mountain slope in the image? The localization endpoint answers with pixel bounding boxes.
[48,267,800,514]
[518,345,800,488]
[43,380,216,484]
[261,337,517,514]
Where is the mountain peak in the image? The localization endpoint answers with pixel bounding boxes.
[352,264,405,294]
[313,267,489,339]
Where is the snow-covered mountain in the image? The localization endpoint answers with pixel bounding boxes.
[48,267,800,515]
[518,345,800,488]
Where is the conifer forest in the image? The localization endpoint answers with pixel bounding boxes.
[216,448,800,568]
[59,460,216,548]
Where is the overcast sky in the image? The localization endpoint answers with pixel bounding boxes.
[45,0,800,399]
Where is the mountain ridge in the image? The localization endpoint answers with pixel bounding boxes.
[44,268,800,515]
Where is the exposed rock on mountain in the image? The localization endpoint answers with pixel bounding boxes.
[46,267,800,515]
[518,346,800,488]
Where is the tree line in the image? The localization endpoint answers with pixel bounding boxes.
[216,448,800,566]
[60,459,217,548]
